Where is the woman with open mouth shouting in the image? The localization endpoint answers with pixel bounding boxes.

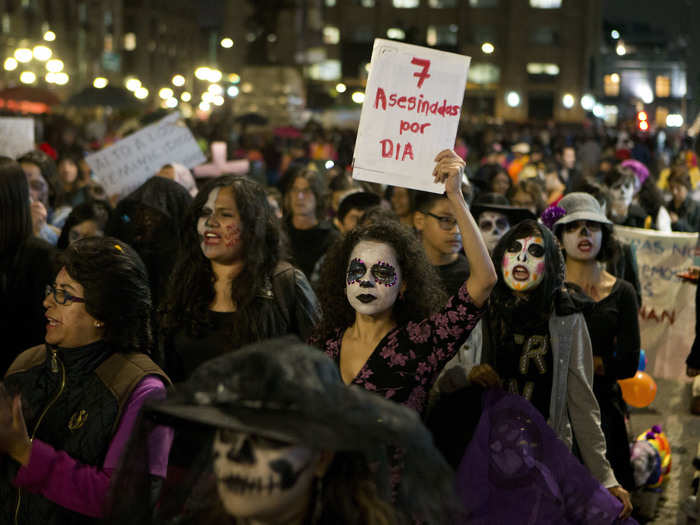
[435,217,634,519]
[554,192,641,495]
[311,149,497,418]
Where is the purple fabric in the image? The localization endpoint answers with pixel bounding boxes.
[456,389,638,525]
[13,376,173,518]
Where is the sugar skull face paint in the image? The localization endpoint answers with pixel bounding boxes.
[479,211,510,253]
[212,429,317,520]
[346,240,402,316]
[502,235,546,293]
[610,179,635,207]
[562,220,602,261]
[197,186,244,264]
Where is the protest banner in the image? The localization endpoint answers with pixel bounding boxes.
[352,38,470,193]
[615,226,698,380]
[0,117,34,159]
[86,112,205,198]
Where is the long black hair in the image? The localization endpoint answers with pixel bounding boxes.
[160,175,283,342]
[314,221,447,340]
[0,157,33,256]
[60,237,152,354]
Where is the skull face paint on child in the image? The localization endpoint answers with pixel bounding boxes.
[502,236,546,292]
[346,240,402,316]
[197,186,244,264]
[212,429,318,520]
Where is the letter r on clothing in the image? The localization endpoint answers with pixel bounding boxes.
[411,57,431,88]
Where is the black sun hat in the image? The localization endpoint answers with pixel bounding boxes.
[470,192,536,225]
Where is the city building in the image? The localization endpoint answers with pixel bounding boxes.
[318,0,602,122]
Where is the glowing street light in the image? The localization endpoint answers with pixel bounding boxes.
[19,71,36,84]
[481,42,495,54]
[351,91,365,104]
[46,59,64,72]
[181,91,192,102]
[616,42,626,56]
[172,74,185,87]
[220,38,234,48]
[45,72,57,83]
[506,91,520,108]
[580,94,595,111]
[125,77,142,91]
[165,97,178,108]
[208,84,223,96]
[54,72,69,85]
[134,87,149,99]
[335,83,347,93]
[43,30,56,42]
[593,103,604,118]
[213,95,224,106]
[202,92,214,104]
[207,69,223,83]
[226,86,239,98]
[14,48,32,63]
[611,30,620,40]
[562,93,575,109]
[158,87,174,100]
[4,57,17,71]
[32,45,52,61]
[93,77,108,89]
[194,67,211,80]
[228,73,241,84]
[198,101,211,111]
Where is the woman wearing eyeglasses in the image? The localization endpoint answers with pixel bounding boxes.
[0,157,56,376]
[311,150,497,419]
[0,237,172,524]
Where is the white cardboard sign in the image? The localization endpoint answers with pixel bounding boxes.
[85,112,206,198]
[352,39,470,193]
[0,117,34,159]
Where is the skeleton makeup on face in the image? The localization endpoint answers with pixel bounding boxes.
[479,211,511,253]
[610,179,635,208]
[346,240,401,316]
[561,220,602,261]
[502,235,546,293]
[213,429,318,520]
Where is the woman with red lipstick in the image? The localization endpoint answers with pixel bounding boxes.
[553,192,641,492]
[0,237,172,524]
[160,175,320,382]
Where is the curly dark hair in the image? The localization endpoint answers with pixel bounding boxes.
[314,221,447,339]
[60,236,152,354]
[488,220,564,322]
[160,175,283,344]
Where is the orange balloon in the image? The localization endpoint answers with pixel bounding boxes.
[618,371,657,408]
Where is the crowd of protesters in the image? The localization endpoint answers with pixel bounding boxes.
[0,109,698,524]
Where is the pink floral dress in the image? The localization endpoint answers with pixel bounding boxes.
[313,283,484,417]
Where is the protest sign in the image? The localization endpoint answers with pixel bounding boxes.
[86,112,205,198]
[615,226,698,380]
[352,39,470,193]
[0,117,34,159]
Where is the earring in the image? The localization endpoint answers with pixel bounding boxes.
[94,321,104,328]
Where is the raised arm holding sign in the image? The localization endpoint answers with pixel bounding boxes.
[353,39,470,193]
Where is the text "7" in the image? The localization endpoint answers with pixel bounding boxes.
[411,57,431,88]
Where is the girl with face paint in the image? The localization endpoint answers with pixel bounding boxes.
[160,175,320,382]
[554,193,641,494]
[434,218,633,519]
[105,338,460,525]
[312,149,497,418]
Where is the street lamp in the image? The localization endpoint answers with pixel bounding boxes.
[580,94,595,111]
[207,69,222,83]
[43,30,56,42]
[93,77,108,89]
[32,45,52,61]
[351,91,365,104]
[506,91,520,108]
[481,42,494,54]
[46,59,64,72]
[208,84,223,96]
[172,74,185,87]
[227,86,239,97]
[181,91,192,102]
[220,38,234,48]
[195,67,210,80]
[125,77,141,91]
[165,97,178,108]
[19,71,36,84]
[158,87,174,100]
[562,93,575,109]
[53,72,69,85]
[14,48,32,63]
[134,87,149,99]
[4,57,17,71]
[335,83,346,93]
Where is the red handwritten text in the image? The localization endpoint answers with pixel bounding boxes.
[400,120,431,135]
[411,57,431,88]
[374,87,460,117]
[380,139,414,161]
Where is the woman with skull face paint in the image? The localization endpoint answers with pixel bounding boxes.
[105,337,460,525]
[312,149,497,419]
[440,219,633,518]
[554,193,641,492]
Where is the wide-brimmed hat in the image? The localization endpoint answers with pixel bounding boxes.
[471,193,536,226]
[552,192,612,232]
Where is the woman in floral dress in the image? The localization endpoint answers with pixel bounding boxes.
[311,150,497,418]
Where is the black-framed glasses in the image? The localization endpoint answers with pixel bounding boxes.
[45,284,85,306]
[426,212,458,231]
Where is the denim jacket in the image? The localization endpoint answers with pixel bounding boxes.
[438,312,618,488]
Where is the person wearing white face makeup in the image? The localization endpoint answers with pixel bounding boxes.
[312,149,497,419]
[554,193,641,493]
[435,218,633,518]
[160,175,320,383]
[105,338,460,525]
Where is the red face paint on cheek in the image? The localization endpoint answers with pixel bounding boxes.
[223,224,242,248]
[536,262,545,275]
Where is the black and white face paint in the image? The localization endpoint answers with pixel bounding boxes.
[610,179,635,208]
[345,240,402,316]
[479,211,510,253]
[213,429,317,520]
